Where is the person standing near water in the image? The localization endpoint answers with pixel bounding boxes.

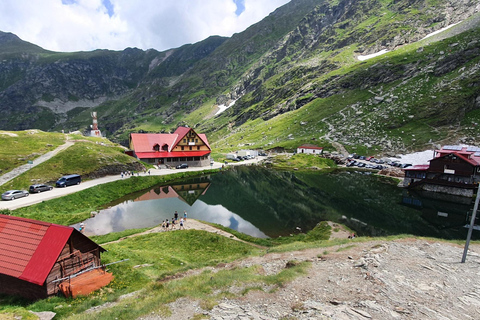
[174,211,179,221]
[183,210,187,221]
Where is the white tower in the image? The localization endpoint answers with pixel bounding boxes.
[90,112,102,137]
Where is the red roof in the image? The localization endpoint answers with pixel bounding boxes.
[134,151,211,159]
[130,127,211,154]
[435,146,480,166]
[0,215,101,286]
[298,144,323,150]
[130,133,178,153]
[432,152,480,167]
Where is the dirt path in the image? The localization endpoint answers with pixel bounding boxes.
[103,218,266,248]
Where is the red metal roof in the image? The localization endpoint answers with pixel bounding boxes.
[432,152,480,167]
[135,151,211,159]
[20,225,73,285]
[130,133,177,152]
[298,144,323,150]
[130,127,211,154]
[435,147,480,166]
[1,215,74,286]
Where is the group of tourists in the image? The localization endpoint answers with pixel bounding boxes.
[120,170,151,178]
[161,210,187,231]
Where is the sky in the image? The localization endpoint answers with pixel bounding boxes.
[0,0,291,52]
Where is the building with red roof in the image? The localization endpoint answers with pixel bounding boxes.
[0,214,107,300]
[129,127,211,167]
[404,145,480,197]
[296,144,323,155]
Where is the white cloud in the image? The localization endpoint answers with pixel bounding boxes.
[0,0,290,52]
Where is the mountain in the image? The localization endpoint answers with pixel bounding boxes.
[0,0,479,156]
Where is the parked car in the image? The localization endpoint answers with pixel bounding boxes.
[2,190,29,201]
[29,184,53,193]
[176,163,189,169]
[56,174,81,187]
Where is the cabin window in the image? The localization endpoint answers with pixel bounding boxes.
[195,139,198,143]
[181,146,184,151]
[189,146,192,150]
[183,139,186,143]
[197,146,200,150]
[162,144,168,151]
[153,144,160,151]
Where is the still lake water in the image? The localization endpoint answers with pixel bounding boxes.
[77,166,479,240]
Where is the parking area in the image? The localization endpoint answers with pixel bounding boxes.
[345,154,412,170]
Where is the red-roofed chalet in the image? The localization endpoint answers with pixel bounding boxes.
[404,146,480,197]
[0,214,107,300]
[129,127,211,167]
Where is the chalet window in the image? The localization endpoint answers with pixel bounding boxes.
[195,139,198,143]
[162,144,168,151]
[183,139,186,143]
[189,146,192,150]
[181,146,184,150]
[153,144,160,151]
[197,146,200,150]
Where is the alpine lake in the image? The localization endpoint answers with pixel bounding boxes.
[76,166,480,241]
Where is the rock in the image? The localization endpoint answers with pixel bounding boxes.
[29,311,56,320]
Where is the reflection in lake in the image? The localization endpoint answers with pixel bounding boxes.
[78,175,266,238]
[76,167,479,240]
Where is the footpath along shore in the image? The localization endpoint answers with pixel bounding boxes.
[0,157,265,211]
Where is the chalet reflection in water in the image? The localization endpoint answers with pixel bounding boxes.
[75,174,267,238]
[136,176,211,206]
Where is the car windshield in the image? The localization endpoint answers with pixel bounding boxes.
[58,178,66,182]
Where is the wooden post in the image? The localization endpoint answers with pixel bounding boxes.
[462,186,480,263]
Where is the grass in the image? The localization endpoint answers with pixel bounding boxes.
[1,139,141,192]
[1,229,310,320]
[206,220,333,247]
[0,130,65,175]
[270,154,337,170]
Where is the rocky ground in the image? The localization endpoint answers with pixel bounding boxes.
[24,220,480,320]
[136,221,480,320]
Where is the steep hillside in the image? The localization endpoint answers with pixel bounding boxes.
[0,0,479,155]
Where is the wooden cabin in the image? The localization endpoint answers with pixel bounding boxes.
[0,214,108,300]
[404,145,480,197]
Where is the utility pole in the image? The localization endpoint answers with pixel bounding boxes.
[462,186,480,263]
